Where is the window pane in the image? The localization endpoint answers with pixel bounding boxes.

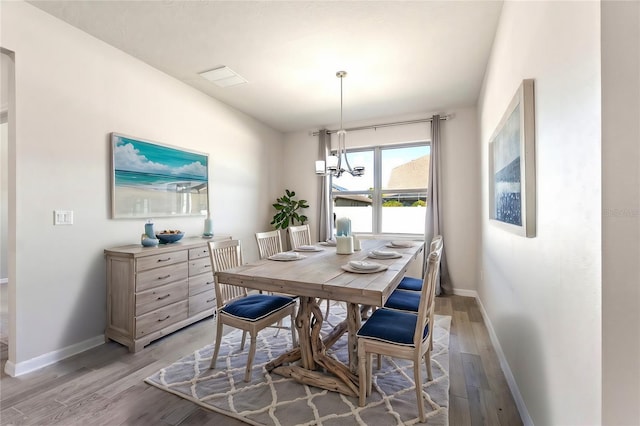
[331,150,374,191]
[381,193,427,234]
[333,196,372,233]
[382,145,430,190]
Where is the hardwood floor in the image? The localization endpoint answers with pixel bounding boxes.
[0,295,522,425]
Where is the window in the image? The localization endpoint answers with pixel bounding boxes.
[331,142,429,235]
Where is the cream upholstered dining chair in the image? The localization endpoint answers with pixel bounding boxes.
[208,239,298,382]
[287,224,332,319]
[255,230,283,259]
[356,243,443,423]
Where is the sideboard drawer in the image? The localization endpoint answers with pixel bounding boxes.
[189,246,210,260]
[136,280,188,316]
[136,250,188,273]
[189,257,212,277]
[189,289,216,316]
[137,262,188,292]
[135,300,188,339]
[189,272,215,296]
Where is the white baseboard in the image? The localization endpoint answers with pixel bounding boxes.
[473,296,534,426]
[3,334,105,377]
[451,288,477,298]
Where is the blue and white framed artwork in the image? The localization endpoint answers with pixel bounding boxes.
[111,133,209,218]
[489,79,536,237]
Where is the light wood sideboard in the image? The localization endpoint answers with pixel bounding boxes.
[104,235,230,352]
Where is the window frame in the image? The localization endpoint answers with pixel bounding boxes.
[330,141,430,236]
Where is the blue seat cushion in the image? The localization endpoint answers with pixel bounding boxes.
[357,308,427,346]
[222,294,295,322]
[397,276,423,292]
[384,289,420,312]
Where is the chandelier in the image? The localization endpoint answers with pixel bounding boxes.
[315,71,364,178]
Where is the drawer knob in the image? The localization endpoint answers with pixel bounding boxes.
[157,294,170,300]
[157,257,171,262]
[158,274,171,280]
[206,298,216,303]
[157,315,171,322]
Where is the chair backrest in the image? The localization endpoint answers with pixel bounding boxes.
[430,235,443,253]
[414,242,443,347]
[208,239,247,308]
[288,224,311,249]
[255,230,283,259]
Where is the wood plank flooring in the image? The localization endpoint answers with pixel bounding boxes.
[0,295,522,425]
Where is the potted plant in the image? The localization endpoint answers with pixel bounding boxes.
[271,189,309,230]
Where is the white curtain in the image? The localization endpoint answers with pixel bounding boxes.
[424,115,452,295]
[318,130,333,241]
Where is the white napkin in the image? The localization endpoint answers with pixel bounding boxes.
[269,252,300,260]
[371,249,400,257]
[348,260,381,270]
[389,241,414,248]
[297,245,317,251]
[324,239,337,246]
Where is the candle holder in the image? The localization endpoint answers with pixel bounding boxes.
[336,235,354,254]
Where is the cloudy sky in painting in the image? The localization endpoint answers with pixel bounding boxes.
[114,136,207,179]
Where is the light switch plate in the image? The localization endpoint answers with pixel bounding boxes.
[54,210,74,225]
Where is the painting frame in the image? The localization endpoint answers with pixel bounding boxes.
[488,79,536,237]
[110,133,209,219]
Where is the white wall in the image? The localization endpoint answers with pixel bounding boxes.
[1,51,9,282]
[1,121,7,282]
[1,1,284,374]
[283,107,480,292]
[601,2,640,424]
[478,2,601,425]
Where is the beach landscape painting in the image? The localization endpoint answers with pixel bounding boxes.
[488,79,536,237]
[111,133,209,218]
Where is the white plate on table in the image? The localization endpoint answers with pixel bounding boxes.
[386,241,415,248]
[341,261,388,274]
[294,245,324,252]
[367,250,402,260]
[268,252,306,261]
[318,241,336,247]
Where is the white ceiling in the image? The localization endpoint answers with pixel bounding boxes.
[27,0,503,133]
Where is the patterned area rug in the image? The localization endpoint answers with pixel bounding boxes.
[145,303,450,425]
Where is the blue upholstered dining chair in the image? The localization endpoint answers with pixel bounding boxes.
[395,235,443,292]
[356,245,443,423]
[208,239,298,382]
[384,236,443,313]
[255,230,283,260]
[287,224,332,320]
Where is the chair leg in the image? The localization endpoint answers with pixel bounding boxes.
[426,350,433,381]
[290,310,298,347]
[273,319,282,337]
[358,346,367,407]
[210,317,224,369]
[244,333,258,382]
[367,352,374,396]
[240,330,247,351]
[414,356,426,423]
[376,354,382,370]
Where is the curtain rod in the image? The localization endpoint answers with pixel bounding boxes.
[311,115,449,136]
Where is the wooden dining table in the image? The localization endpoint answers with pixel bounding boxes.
[215,238,424,397]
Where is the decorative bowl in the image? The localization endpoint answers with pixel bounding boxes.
[156,231,184,244]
